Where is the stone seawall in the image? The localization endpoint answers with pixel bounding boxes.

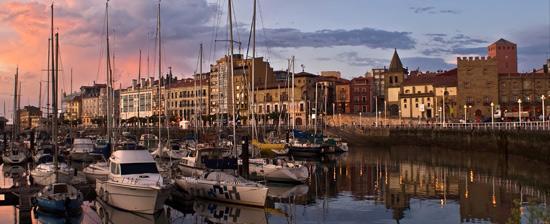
[329,127,550,163]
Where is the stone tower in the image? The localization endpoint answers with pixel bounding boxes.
[384,49,407,116]
[488,38,517,74]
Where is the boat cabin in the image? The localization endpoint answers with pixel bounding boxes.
[109,150,159,176]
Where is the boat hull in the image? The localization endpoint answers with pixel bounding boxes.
[95,180,170,214]
[2,153,27,164]
[176,177,268,207]
[31,170,73,186]
[289,146,323,157]
[36,197,82,214]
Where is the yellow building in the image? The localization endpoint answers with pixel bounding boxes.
[166,74,210,124]
[399,69,458,119]
[254,72,318,126]
[63,93,82,122]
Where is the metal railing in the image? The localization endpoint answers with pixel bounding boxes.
[348,121,550,131]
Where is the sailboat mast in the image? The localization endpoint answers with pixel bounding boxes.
[291,56,295,130]
[12,67,18,142]
[138,49,141,128]
[46,38,50,123]
[106,0,113,148]
[157,1,162,148]
[251,0,257,140]
[50,4,55,138]
[228,0,237,150]
[199,43,203,132]
[53,32,59,170]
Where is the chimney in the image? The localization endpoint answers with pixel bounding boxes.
[132,79,137,89]
[544,64,548,74]
[141,78,146,88]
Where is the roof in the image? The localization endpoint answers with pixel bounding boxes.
[388,49,404,73]
[491,38,516,46]
[402,68,457,87]
[294,72,317,78]
[110,150,155,164]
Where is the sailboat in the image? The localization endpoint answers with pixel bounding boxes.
[35,5,83,215]
[176,0,268,207]
[95,1,172,215]
[3,67,29,165]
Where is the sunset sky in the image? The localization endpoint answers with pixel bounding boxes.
[0,0,549,121]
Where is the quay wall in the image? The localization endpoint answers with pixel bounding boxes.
[329,127,550,163]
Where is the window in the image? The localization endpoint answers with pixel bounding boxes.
[415,103,418,108]
[259,106,263,113]
[275,104,279,112]
[300,103,304,112]
[267,105,271,113]
[120,163,159,175]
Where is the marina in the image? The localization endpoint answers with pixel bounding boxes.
[0,0,548,223]
[0,145,548,223]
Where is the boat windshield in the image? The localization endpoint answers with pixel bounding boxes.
[120,163,158,175]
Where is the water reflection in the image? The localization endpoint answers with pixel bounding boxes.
[0,145,548,223]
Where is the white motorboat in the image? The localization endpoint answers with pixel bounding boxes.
[69,138,95,161]
[176,171,268,207]
[30,162,74,186]
[177,147,235,177]
[82,154,109,183]
[95,150,172,214]
[2,143,28,164]
[247,158,309,183]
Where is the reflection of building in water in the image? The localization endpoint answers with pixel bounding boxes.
[459,176,512,224]
[309,152,549,223]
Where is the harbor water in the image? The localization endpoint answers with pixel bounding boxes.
[0,145,548,224]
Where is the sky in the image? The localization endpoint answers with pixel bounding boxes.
[0,0,549,121]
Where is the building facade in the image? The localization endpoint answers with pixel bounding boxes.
[350,77,371,114]
[384,49,408,116]
[62,93,82,122]
[335,79,350,114]
[19,105,42,130]
[166,74,210,124]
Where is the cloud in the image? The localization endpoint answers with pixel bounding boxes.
[335,52,388,67]
[332,51,453,72]
[422,33,487,56]
[259,27,416,49]
[401,57,455,72]
[410,7,460,15]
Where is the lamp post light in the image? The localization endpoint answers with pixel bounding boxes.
[542,95,546,125]
[463,105,467,124]
[490,102,494,127]
[518,98,522,125]
[375,96,378,127]
[384,100,387,126]
[378,111,382,127]
[438,107,442,124]
[398,109,402,126]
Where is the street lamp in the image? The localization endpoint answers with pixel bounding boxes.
[518,98,522,124]
[398,109,402,125]
[490,102,494,127]
[463,105,467,123]
[438,107,442,124]
[542,95,546,124]
[384,100,387,126]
